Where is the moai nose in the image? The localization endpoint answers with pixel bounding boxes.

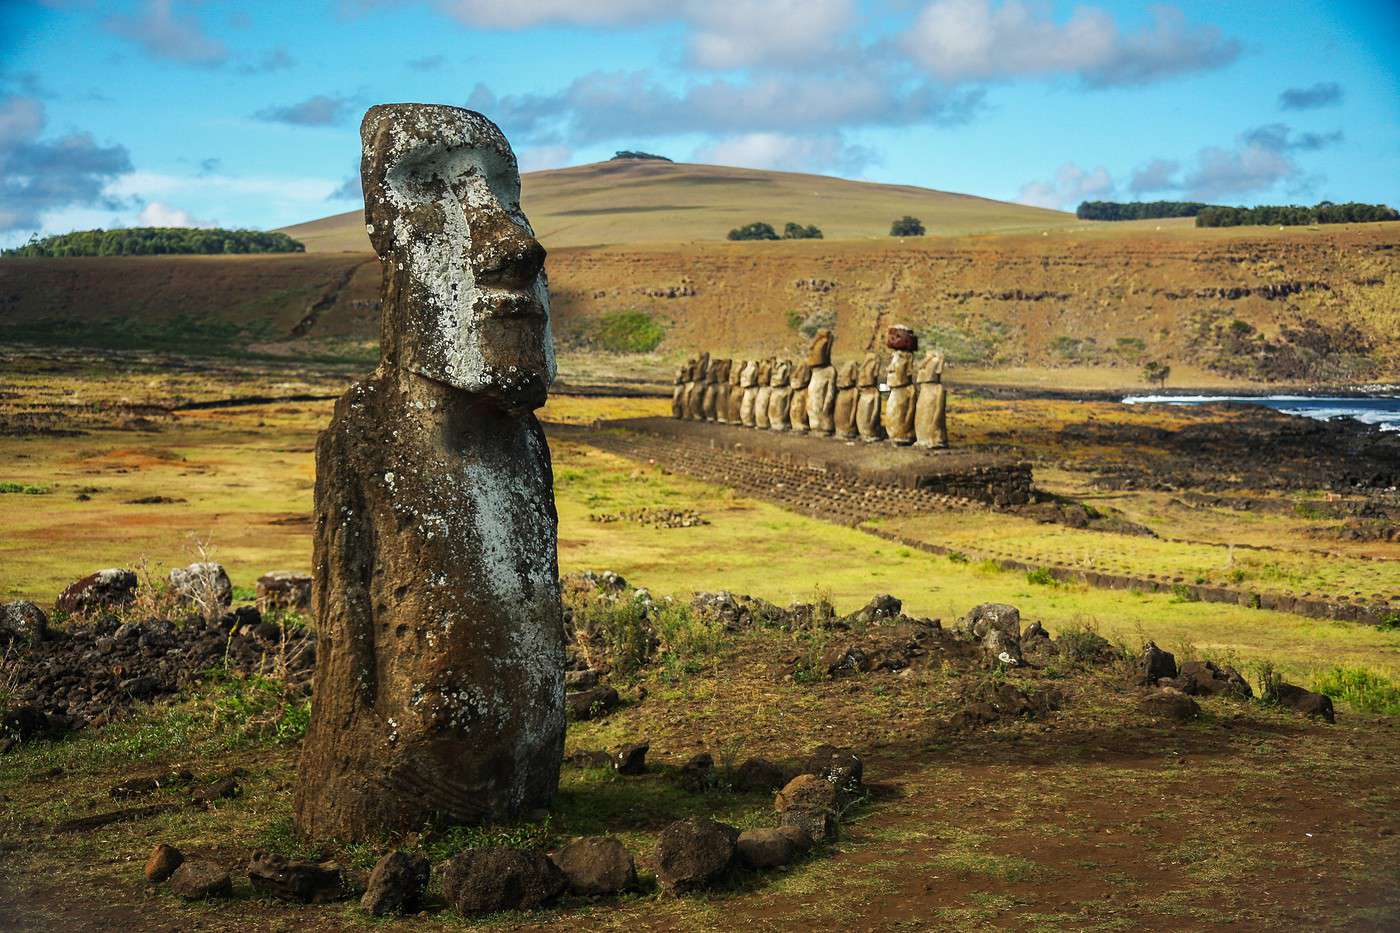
[468,206,546,290]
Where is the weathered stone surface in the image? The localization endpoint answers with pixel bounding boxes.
[677,752,714,792]
[361,850,430,916]
[702,357,723,421]
[255,571,312,612]
[1139,688,1201,723]
[962,604,1021,640]
[1140,641,1179,685]
[550,836,637,895]
[753,359,774,429]
[737,827,805,868]
[886,324,918,351]
[856,353,883,442]
[566,685,619,720]
[247,851,350,903]
[1274,683,1336,722]
[832,360,859,439]
[774,773,837,813]
[788,362,810,433]
[441,847,565,914]
[168,860,232,899]
[780,807,837,844]
[914,350,948,449]
[0,600,49,646]
[726,358,744,423]
[713,359,733,423]
[671,362,688,419]
[739,359,759,427]
[167,562,232,614]
[564,668,598,691]
[731,756,790,793]
[55,569,136,616]
[655,818,738,893]
[802,744,864,801]
[767,359,793,432]
[883,350,916,446]
[614,741,649,775]
[144,843,184,883]
[1178,660,1253,699]
[846,593,902,626]
[294,104,564,842]
[686,353,709,420]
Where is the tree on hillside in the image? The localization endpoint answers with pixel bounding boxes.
[1142,360,1171,390]
[728,222,780,241]
[890,216,925,237]
[782,222,823,239]
[1,227,305,257]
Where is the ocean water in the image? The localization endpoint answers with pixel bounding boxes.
[1121,394,1400,431]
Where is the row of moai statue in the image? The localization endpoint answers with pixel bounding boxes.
[671,327,949,448]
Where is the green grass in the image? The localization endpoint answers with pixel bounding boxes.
[1311,666,1400,715]
[593,311,666,353]
[0,481,51,494]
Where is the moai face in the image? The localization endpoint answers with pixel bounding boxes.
[916,349,946,383]
[696,352,711,380]
[887,351,913,387]
[362,104,554,413]
[858,353,881,387]
[836,360,859,389]
[772,358,792,386]
[807,328,833,367]
[791,362,811,389]
[757,358,774,385]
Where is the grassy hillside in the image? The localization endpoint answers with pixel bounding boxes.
[280,159,1076,251]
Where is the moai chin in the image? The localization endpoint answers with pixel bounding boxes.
[738,359,759,427]
[805,329,837,436]
[855,352,883,442]
[914,349,949,448]
[788,362,811,433]
[833,360,860,440]
[295,104,564,843]
[767,358,793,431]
[753,359,774,429]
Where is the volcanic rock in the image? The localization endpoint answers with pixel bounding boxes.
[168,860,232,899]
[440,847,565,914]
[654,818,739,893]
[361,850,430,916]
[55,569,136,616]
[144,843,184,883]
[247,851,351,903]
[550,836,637,896]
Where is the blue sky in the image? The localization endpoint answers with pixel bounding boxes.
[2,0,1397,244]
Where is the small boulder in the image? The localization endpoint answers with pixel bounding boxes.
[961,603,1021,640]
[247,851,351,903]
[550,836,637,896]
[255,571,312,612]
[1140,642,1178,685]
[167,562,232,611]
[736,827,804,869]
[191,777,239,805]
[0,600,49,646]
[654,818,739,893]
[144,843,184,883]
[614,742,649,775]
[774,773,837,814]
[846,594,902,626]
[565,748,613,769]
[565,669,599,691]
[168,860,232,899]
[1139,689,1200,723]
[780,807,838,844]
[1274,683,1336,723]
[731,756,789,793]
[440,847,565,914]
[55,568,137,616]
[802,744,864,799]
[1178,660,1253,699]
[677,752,714,792]
[361,850,430,916]
[566,686,620,721]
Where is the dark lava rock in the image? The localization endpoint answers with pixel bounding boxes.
[1139,689,1201,723]
[550,836,637,896]
[1140,641,1179,685]
[677,752,714,792]
[655,818,739,893]
[845,593,902,626]
[1274,683,1336,723]
[737,826,810,868]
[1,706,58,752]
[440,847,565,914]
[168,860,232,899]
[564,748,613,769]
[0,600,49,646]
[614,742,649,775]
[821,620,939,677]
[361,850,430,916]
[112,769,192,799]
[167,562,232,611]
[566,686,620,721]
[780,807,838,844]
[1178,660,1253,699]
[565,669,599,691]
[144,843,184,883]
[953,682,1062,729]
[255,571,312,612]
[802,744,864,800]
[731,756,790,793]
[774,774,837,814]
[54,569,137,616]
[247,851,351,903]
[961,603,1021,640]
[191,777,240,805]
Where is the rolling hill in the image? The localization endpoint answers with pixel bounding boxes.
[279,159,1076,252]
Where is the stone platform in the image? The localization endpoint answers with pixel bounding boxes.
[595,417,1032,508]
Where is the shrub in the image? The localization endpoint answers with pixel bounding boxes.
[1026,567,1058,586]
[728,222,780,241]
[572,596,656,674]
[594,311,664,353]
[0,482,50,494]
[1142,360,1171,389]
[890,215,925,237]
[782,222,823,239]
[3,227,304,257]
[1311,666,1400,716]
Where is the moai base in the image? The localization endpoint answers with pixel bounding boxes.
[295,105,564,843]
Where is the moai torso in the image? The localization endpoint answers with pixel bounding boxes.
[739,360,759,427]
[713,359,732,423]
[686,353,710,420]
[884,351,916,445]
[856,353,883,442]
[788,362,811,433]
[833,360,860,439]
[726,360,744,423]
[701,357,721,421]
[296,104,563,842]
[753,359,774,429]
[804,329,836,435]
[914,350,948,448]
[768,358,793,431]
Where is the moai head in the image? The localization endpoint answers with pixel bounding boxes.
[836,360,859,389]
[916,349,946,383]
[771,358,791,386]
[858,352,880,387]
[757,358,774,385]
[707,357,724,384]
[806,328,833,367]
[791,362,811,389]
[674,364,686,386]
[361,104,554,413]
[696,351,711,380]
[886,350,913,387]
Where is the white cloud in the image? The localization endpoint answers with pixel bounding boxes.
[693,132,876,176]
[136,201,211,227]
[108,170,341,203]
[517,145,573,173]
[903,0,1238,87]
[1015,162,1114,209]
[104,0,228,66]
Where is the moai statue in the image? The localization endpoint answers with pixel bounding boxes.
[671,360,690,419]
[713,359,732,423]
[833,360,860,440]
[804,328,837,436]
[685,352,710,420]
[855,352,883,442]
[726,359,743,424]
[915,349,949,448]
[788,362,811,433]
[767,358,793,431]
[883,325,918,446]
[701,356,722,421]
[753,358,774,429]
[739,359,759,427]
[295,104,563,842]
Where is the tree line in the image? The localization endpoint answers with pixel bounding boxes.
[1077,200,1398,227]
[727,221,823,240]
[1076,201,1210,220]
[3,228,307,257]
